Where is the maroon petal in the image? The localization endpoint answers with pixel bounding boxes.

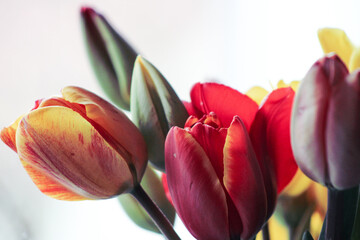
[165,127,229,240]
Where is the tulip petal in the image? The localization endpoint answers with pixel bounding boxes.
[165,127,229,240]
[131,56,188,171]
[62,86,147,182]
[326,69,360,189]
[349,47,360,72]
[1,115,23,152]
[291,55,348,186]
[190,82,258,130]
[246,86,269,105]
[81,7,138,110]
[318,28,355,67]
[16,107,134,199]
[255,87,297,193]
[182,101,203,117]
[21,161,87,200]
[223,117,267,239]
[189,123,227,180]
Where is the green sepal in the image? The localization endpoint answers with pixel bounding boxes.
[302,231,314,240]
[130,56,188,171]
[118,166,176,233]
[81,7,137,110]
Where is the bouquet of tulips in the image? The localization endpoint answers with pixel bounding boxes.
[2,7,360,240]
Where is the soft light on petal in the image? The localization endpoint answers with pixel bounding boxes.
[190,82,258,130]
[165,127,229,240]
[223,117,267,239]
[62,86,147,182]
[16,107,134,199]
[1,115,23,152]
[318,28,355,67]
[21,161,87,201]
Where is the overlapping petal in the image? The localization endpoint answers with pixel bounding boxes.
[165,127,229,240]
[16,107,134,199]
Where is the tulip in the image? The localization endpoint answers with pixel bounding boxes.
[291,54,360,190]
[81,7,138,110]
[165,82,297,240]
[130,56,188,171]
[318,28,360,72]
[1,86,147,200]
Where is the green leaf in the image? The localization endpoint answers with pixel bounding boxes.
[130,56,189,171]
[81,7,137,110]
[302,231,314,240]
[118,166,175,233]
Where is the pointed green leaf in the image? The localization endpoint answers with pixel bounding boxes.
[130,56,188,171]
[118,166,175,233]
[81,7,137,110]
[302,231,314,240]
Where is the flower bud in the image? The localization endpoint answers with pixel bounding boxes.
[130,56,188,171]
[1,86,147,200]
[81,7,138,110]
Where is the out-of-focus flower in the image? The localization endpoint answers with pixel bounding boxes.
[291,54,360,190]
[81,7,137,110]
[1,86,147,200]
[318,28,360,72]
[130,56,188,171]
[118,166,175,233]
[165,82,297,240]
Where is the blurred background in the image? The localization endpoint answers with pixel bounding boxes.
[0,0,360,239]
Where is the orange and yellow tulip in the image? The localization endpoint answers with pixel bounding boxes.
[1,86,147,200]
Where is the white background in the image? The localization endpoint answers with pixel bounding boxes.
[0,0,359,239]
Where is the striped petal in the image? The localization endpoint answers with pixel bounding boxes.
[1,115,23,152]
[21,161,87,201]
[62,86,147,182]
[190,82,258,130]
[223,117,267,239]
[318,28,355,67]
[326,69,360,189]
[165,127,229,240]
[16,107,134,199]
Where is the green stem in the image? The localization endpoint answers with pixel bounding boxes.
[262,223,270,240]
[351,185,360,240]
[325,187,358,240]
[130,184,181,240]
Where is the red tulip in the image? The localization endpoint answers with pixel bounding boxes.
[165,82,297,239]
[291,54,360,189]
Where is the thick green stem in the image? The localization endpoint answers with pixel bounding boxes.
[130,184,181,240]
[325,187,358,240]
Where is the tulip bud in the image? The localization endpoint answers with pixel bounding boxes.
[1,86,147,200]
[81,7,137,110]
[165,114,268,240]
[291,54,360,189]
[118,166,175,233]
[130,56,188,171]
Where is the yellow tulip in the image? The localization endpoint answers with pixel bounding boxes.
[1,86,147,200]
[318,28,360,72]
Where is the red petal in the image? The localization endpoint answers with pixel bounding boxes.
[189,123,227,181]
[161,173,173,205]
[190,82,258,130]
[182,101,202,118]
[165,127,229,240]
[251,88,297,194]
[223,117,267,239]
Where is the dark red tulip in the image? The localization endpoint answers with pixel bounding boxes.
[165,82,297,239]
